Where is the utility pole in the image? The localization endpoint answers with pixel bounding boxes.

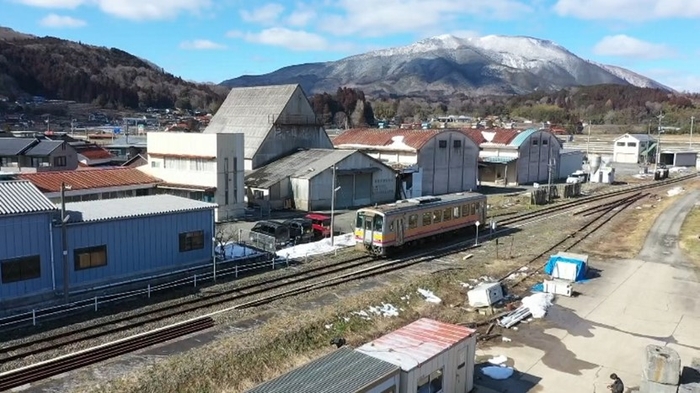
[60,182,71,303]
[656,112,665,170]
[691,116,695,149]
[330,165,336,246]
[547,157,556,203]
[586,121,591,158]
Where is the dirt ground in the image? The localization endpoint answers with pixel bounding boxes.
[679,204,700,266]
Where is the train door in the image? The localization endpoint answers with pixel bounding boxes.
[396,218,405,246]
[363,215,374,245]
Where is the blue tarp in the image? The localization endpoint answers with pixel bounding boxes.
[544,255,588,282]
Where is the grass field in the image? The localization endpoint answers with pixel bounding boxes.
[679,204,700,265]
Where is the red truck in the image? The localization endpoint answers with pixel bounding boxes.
[305,213,332,239]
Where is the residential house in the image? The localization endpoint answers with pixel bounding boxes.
[0,137,79,172]
[140,132,245,222]
[203,84,333,170]
[332,128,480,198]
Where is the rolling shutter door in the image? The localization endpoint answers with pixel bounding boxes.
[353,173,372,206]
[336,175,354,209]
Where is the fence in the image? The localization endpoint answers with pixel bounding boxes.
[0,252,296,331]
[236,228,277,254]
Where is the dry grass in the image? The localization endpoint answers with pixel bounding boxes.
[679,205,700,266]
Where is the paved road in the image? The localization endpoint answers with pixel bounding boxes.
[475,188,700,393]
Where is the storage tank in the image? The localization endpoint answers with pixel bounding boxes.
[588,154,601,174]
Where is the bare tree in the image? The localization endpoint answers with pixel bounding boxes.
[214,226,237,260]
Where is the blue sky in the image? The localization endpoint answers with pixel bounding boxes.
[2,0,700,91]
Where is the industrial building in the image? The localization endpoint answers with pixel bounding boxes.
[246,347,400,393]
[356,318,477,393]
[140,132,246,221]
[465,128,563,186]
[245,318,476,393]
[659,150,698,167]
[203,84,333,170]
[0,180,217,307]
[245,149,396,211]
[332,128,480,197]
[17,167,161,203]
[558,149,585,179]
[612,133,656,164]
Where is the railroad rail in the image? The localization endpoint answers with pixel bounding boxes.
[0,174,694,390]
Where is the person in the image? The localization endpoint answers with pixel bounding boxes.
[607,373,624,393]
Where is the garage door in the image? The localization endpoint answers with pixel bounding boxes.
[614,152,637,163]
[353,173,372,206]
[336,175,354,209]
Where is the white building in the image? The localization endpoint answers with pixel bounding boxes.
[612,133,656,164]
[356,318,477,393]
[465,128,563,186]
[203,84,333,171]
[140,132,245,221]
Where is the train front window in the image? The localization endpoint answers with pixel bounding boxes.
[373,215,384,231]
[356,212,364,229]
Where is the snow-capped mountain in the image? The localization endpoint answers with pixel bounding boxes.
[221,34,672,96]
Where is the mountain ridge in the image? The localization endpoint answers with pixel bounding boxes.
[222,34,673,97]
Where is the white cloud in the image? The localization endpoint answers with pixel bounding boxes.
[179,39,227,50]
[237,27,328,51]
[240,3,285,25]
[318,0,532,37]
[553,0,700,21]
[39,13,86,27]
[15,0,211,21]
[593,35,676,60]
[286,8,316,27]
[644,69,700,93]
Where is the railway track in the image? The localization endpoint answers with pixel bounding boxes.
[0,175,694,390]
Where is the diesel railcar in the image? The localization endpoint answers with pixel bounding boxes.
[354,192,488,256]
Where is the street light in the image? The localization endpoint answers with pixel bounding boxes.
[329,165,341,246]
[60,182,72,303]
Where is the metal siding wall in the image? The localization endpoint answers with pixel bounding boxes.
[559,152,584,178]
[354,173,372,205]
[674,152,697,167]
[336,175,354,208]
[0,213,55,301]
[418,144,437,196]
[55,210,214,290]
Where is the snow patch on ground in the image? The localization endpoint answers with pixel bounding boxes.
[488,355,508,365]
[276,233,356,259]
[505,267,529,281]
[667,186,685,197]
[351,303,400,319]
[522,293,554,318]
[417,288,442,304]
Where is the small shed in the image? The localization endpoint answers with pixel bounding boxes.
[558,149,585,179]
[544,252,589,282]
[659,151,698,167]
[612,134,656,164]
[245,347,400,393]
[356,318,477,393]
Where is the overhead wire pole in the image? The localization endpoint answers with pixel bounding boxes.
[60,182,72,303]
[656,112,665,171]
[690,116,695,149]
[330,165,336,247]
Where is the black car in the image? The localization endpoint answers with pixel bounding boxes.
[249,221,291,250]
[283,218,315,245]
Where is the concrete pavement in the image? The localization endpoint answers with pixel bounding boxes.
[475,189,700,392]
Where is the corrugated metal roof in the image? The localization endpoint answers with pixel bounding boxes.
[18,167,162,193]
[58,194,217,223]
[464,129,521,145]
[203,84,299,160]
[246,347,399,393]
[0,180,58,215]
[23,140,64,157]
[615,133,656,142]
[508,128,538,147]
[0,137,37,156]
[74,144,115,160]
[332,128,442,150]
[356,318,475,371]
[245,149,355,188]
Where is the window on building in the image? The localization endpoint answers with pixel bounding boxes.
[470,203,476,216]
[532,139,539,145]
[432,210,442,223]
[438,140,447,148]
[443,208,452,221]
[151,160,160,168]
[1,255,41,283]
[422,212,432,226]
[179,231,205,252]
[453,206,460,218]
[627,142,637,147]
[74,245,107,270]
[453,140,462,148]
[417,369,444,393]
[53,156,67,166]
[408,214,418,229]
[462,204,470,217]
[542,139,548,145]
[616,142,625,146]
[380,387,396,393]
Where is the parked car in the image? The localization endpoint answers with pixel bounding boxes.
[249,221,291,250]
[284,217,315,244]
[305,213,332,239]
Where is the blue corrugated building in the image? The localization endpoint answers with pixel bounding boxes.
[0,181,58,304]
[0,180,217,307]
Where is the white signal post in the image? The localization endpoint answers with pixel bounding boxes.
[474,221,481,246]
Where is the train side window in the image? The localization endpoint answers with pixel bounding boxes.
[422,212,432,226]
[462,204,469,217]
[389,221,394,232]
[470,203,476,216]
[453,207,460,218]
[433,210,442,223]
[443,208,452,221]
[408,214,418,229]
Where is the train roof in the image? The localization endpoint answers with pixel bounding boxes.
[360,192,485,215]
